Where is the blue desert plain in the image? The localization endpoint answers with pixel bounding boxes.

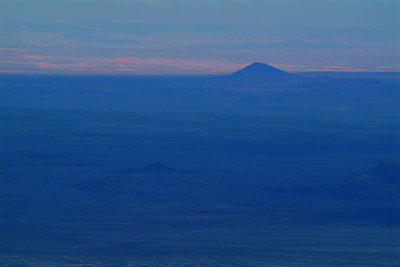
[1,63,400,266]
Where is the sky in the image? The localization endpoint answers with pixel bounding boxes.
[0,0,399,74]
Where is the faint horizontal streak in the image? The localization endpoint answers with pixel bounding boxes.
[0,49,398,74]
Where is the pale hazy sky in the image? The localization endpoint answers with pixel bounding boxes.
[1,0,399,74]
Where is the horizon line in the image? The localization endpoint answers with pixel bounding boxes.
[1,69,399,76]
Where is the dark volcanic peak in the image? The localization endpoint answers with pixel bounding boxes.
[230,62,290,79]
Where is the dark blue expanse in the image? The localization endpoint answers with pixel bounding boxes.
[0,69,399,265]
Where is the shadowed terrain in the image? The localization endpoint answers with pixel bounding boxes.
[0,64,399,266]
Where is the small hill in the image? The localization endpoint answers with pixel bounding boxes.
[331,161,400,199]
[365,161,400,184]
[230,62,292,79]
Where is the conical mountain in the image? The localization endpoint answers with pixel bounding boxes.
[230,62,291,79]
